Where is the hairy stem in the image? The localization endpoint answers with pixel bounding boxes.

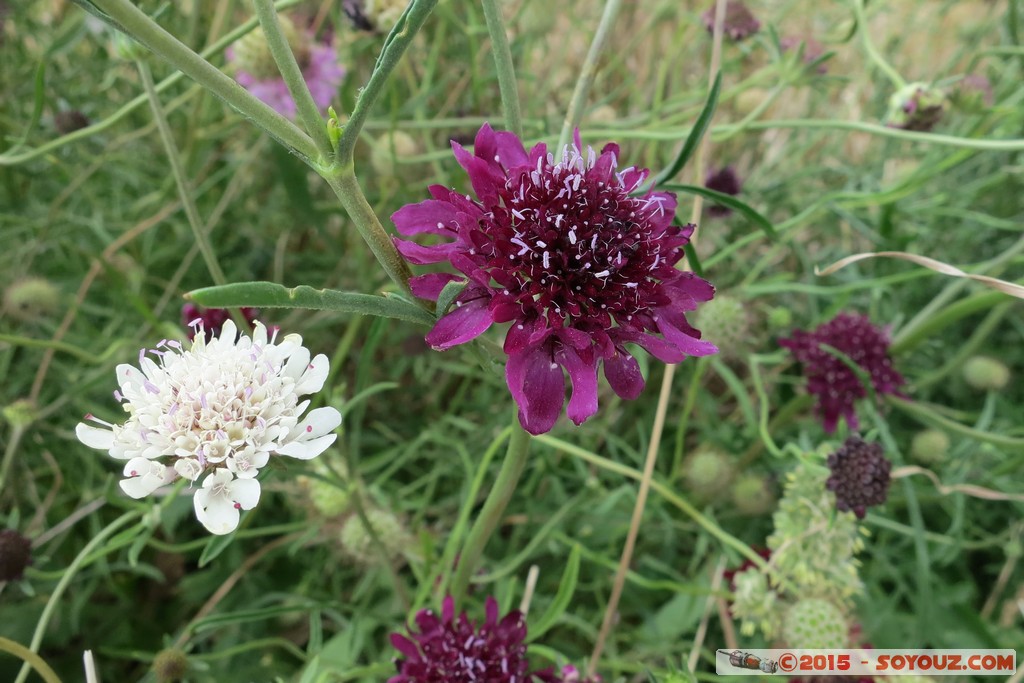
[480,0,523,137]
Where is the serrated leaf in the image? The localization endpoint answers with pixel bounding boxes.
[186,282,434,326]
[650,72,722,188]
[528,543,581,641]
[665,183,778,242]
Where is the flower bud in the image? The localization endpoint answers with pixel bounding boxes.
[952,73,994,113]
[302,461,351,518]
[765,306,792,331]
[782,598,848,649]
[886,82,947,132]
[339,508,408,564]
[702,0,760,41]
[731,473,774,516]
[3,277,60,322]
[910,430,949,465]
[54,109,90,134]
[151,648,189,683]
[0,529,32,581]
[962,355,1009,391]
[231,16,308,80]
[2,399,37,431]
[683,447,735,501]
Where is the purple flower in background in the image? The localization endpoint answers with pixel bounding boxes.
[826,436,891,518]
[779,313,904,433]
[780,36,829,74]
[704,166,742,218]
[389,596,557,683]
[228,16,344,119]
[181,303,258,342]
[702,0,760,41]
[392,124,717,434]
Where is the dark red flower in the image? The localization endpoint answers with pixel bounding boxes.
[181,304,258,342]
[392,124,717,434]
[389,596,558,683]
[826,436,891,519]
[704,166,742,218]
[0,528,32,581]
[779,313,904,433]
[702,1,760,41]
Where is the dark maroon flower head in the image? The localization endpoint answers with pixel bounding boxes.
[702,1,760,41]
[0,528,32,581]
[780,36,829,74]
[826,436,891,519]
[392,124,717,435]
[54,110,90,135]
[181,304,258,342]
[704,166,742,218]
[389,596,558,683]
[779,313,904,433]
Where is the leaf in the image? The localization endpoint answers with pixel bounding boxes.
[186,282,435,326]
[528,543,581,641]
[198,530,238,568]
[435,279,468,319]
[650,72,722,188]
[683,242,704,278]
[664,183,778,241]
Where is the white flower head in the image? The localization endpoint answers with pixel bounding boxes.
[76,319,342,534]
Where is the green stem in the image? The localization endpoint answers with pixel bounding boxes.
[852,0,906,90]
[87,0,318,162]
[336,0,439,163]
[479,0,522,137]
[251,0,334,162]
[0,638,62,683]
[0,427,25,502]
[890,289,1005,354]
[450,418,532,607]
[323,169,415,298]
[138,61,229,290]
[556,0,623,150]
[15,511,140,683]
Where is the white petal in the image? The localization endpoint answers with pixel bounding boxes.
[76,423,115,451]
[195,494,240,535]
[282,346,311,381]
[120,473,162,498]
[228,477,261,510]
[115,363,138,389]
[295,354,330,395]
[276,433,337,460]
[295,407,342,439]
[203,468,234,488]
[218,319,238,344]
[174,458,203,481]
[252,321,268,347]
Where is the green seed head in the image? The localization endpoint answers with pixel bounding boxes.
[731,473,775,515]
[910,430,950,465]
[692,295,750,357]
[151,648,189,683]
[339,508,408,564]
[766,306,793,331]
[962,356,1009,391]
[684,447,735,500]
[2,399,37,431]
[782,598,849,649]
[3,277,60,322]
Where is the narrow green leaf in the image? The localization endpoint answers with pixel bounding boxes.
[650,71,722,188]
[528,543,581,641]
[198,529,238,568]
[683,242,703,278]
[435,279,468,319]
[186,282,434,326]
[665,183,778,242]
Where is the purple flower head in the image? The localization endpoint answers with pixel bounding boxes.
[181,304,258,342]
[704,166,742,218]
[702,0,761,41]
[229,22,344,119]
[826,436,891,518]
[389,596,558,683]
[780,36,829,74]
[779,313,904,433]
[392,124,717,435]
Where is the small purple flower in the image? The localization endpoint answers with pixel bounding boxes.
[704,166,742,218]
[229,22,344,119]
[702,0,761,41]
[779,313,904,433]
[826,436,891,518]
[780,36,829,74]
[392,124,717,434]
[389,596,558,683]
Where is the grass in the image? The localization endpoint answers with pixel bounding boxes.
[1,0,1023,681]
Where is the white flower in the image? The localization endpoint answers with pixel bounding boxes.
[76,319,342,533]
[194,469,260,535]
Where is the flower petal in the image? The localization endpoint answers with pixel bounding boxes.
[555,344,598,426]
[295,353,330,395]
[425,297,494,350]
[604,351,645,400]
[410,273,461,301]
[76,423,114,451]
[393,238,459,265]
[228,477,261,510]
[507,343,564,435]
[195,493,240,535]
[391,199,459,236]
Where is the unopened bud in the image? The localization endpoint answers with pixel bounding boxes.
[783,598,848,649]
[886,82,947,132]
[4,277,60,322]
[962,355,1009,391]
[910,430,949,465]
